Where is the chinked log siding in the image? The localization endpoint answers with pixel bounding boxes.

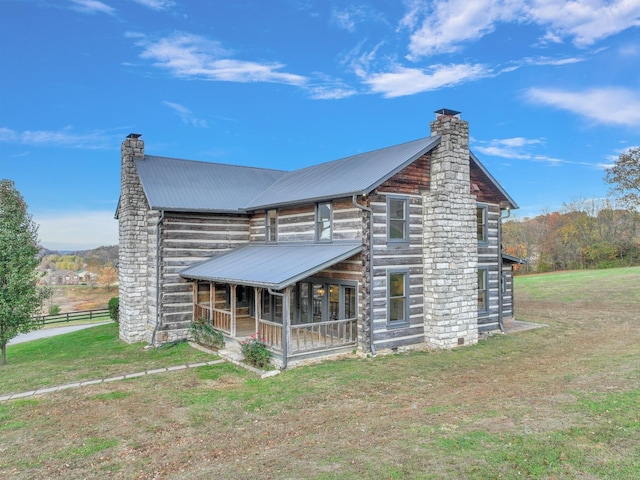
[477,204,501,330]
[369,190,426,350]
[152,213,251,341]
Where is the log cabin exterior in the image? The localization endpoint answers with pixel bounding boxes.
[117,110,520,367]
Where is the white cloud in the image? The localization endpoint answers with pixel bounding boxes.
[0,127,118,149]
[527,0,640,47]
[70,0,115,15]
[131,0,175,10]
[362,63,489,97]
[330,4,383,32]
[134,32,307,86]
[35,211,118,251]
[474,136,604,168]
[162,101,208,127]
[526,87,640,127]
[403,0,640,58]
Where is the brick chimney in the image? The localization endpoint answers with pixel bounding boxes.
[422,109,478,348]
[118,134,149,343]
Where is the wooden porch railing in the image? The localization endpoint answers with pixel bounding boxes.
[194,304,231,335]
[290,318,357,353]
[258,319,283,351]
[258,317,357,355]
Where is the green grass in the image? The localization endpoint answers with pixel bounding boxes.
[515,265,640,303]
[1,267,639,479]
[1,323,215,394]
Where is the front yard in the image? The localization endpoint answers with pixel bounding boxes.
[1,267,639,479]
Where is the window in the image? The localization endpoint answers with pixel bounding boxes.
[388,271,408,325]
[261,290,283,323]
[266,209,277,242]
[478,269,488,312]
[477,205,487,242]
[388,197,409,242]
[294,279,357,324]
[316,202,332,241]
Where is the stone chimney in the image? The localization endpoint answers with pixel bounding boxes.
[422,109,478,348]
[118,133,149,343]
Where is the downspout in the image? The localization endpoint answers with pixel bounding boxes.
[352,194,376,356]
[268,288,288,370]
[151,210,165,345]
[497,206,511,333]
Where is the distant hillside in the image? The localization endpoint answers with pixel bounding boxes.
[39,245,119,272]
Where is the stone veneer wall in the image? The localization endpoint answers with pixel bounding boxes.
[423,115,479,348]
[118,135,150,343]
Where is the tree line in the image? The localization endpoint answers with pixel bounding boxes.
[503,147,640,274]
[503,199,640,273]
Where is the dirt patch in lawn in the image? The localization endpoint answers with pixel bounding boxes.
[46,285,116,313]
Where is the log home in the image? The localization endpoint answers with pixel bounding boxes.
[117,109,521,367]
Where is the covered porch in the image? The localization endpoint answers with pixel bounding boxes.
[180,242,363,366]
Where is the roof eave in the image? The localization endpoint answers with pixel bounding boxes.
[470,151,519,210]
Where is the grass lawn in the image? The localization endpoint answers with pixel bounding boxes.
[1,267,639,479]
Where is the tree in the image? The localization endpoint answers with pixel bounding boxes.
[98,264,117,291]
[0,179,50,365]
[606,147,640,209]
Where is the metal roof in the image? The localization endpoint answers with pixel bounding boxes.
[180,242,363,289]
[135,156,286,212]
[502,253,527,264]
[246,136,440,209]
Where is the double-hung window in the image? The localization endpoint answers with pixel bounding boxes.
[316,202,332,242]
[478,268,488,312]
[388,270,409,325]
[266,209,277,242]
[477,205,488,243]
[388,197,409,242]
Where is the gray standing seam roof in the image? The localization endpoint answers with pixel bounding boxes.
[180,242,363,290]
[246,136,441,209]
[134,136,441,213]
[135,156,287,213]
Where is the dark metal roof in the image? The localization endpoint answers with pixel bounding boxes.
[502,253,527,264]
[180,242,362,289]
[135,156,286,212]
[246,136,440,209]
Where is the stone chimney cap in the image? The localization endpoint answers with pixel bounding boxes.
[434,108,461,118]
[127,133,142,139]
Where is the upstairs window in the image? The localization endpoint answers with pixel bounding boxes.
[316,202,333,242]
[266,209,277,242]
[388,197,409,242]
[477,205,488,243]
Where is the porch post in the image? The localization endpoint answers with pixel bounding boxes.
[230,284,237,337]
[209,282,214,322]
[192,282,197,322]
[254,287,261,335]
[283,286,291,365]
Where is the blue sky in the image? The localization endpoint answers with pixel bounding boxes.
[1,0,639,251]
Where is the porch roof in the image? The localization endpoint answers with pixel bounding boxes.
[179,242,363,290]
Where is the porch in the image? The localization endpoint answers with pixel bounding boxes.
[193,285,359,362]
[181,242,363,366]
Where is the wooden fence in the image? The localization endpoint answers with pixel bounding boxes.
[36,309,111,326]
